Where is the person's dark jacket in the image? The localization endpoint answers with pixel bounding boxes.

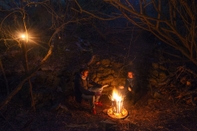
[124,77,137,93]
[74,73,95,103]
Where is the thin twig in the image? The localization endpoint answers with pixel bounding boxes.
[0,112,17,131]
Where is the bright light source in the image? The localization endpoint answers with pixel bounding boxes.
[20,33,28,42]
[107,88,128,119]
[21,34,25,39]
[16,30,37,45]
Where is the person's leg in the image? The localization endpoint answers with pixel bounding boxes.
[125,91,135,104]
[74,91,82,103]
[132,91,138,104]
[89,87,103,103]
[82,94,95,109]
[129,91,137,105]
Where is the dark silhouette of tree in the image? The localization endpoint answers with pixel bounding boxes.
[1,0,196,110]
[104,0,197,66]
[0,0,81,110]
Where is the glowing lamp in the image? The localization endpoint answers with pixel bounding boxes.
[20,33,28,42]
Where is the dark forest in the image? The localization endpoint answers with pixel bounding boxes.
[0,0,197,131]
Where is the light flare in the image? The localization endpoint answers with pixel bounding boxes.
[107,88,128,119]
[19,33,29,42]
[111,88,123,101]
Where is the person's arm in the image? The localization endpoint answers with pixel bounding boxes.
[124,79,132,92]
[77,77,95,95]
[88,79,101,88]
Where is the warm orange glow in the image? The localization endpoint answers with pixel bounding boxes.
[19,33,29,42]
[111,88,123,101]
[21,34,26,39]
[107,88,128,119]
[16,30,40,47]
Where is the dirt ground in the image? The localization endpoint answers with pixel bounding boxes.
[1,92,197,131]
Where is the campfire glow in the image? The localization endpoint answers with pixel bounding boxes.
[107,88,128,119]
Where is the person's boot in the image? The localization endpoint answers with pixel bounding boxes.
[95,102,102,106]
[92,107,96,115]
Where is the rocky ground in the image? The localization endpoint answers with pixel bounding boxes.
[0,91,197,131]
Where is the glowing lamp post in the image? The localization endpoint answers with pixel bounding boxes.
[19,32,29,72]
[107,88,128,119]
[19,31,35,110]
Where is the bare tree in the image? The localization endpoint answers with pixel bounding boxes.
[0,0,80,110]
[104,0,197,66]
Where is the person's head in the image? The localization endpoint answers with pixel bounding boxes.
[80,67,89,77]
[127,71,134,78]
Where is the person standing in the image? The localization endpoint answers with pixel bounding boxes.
[119,71,138,104]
